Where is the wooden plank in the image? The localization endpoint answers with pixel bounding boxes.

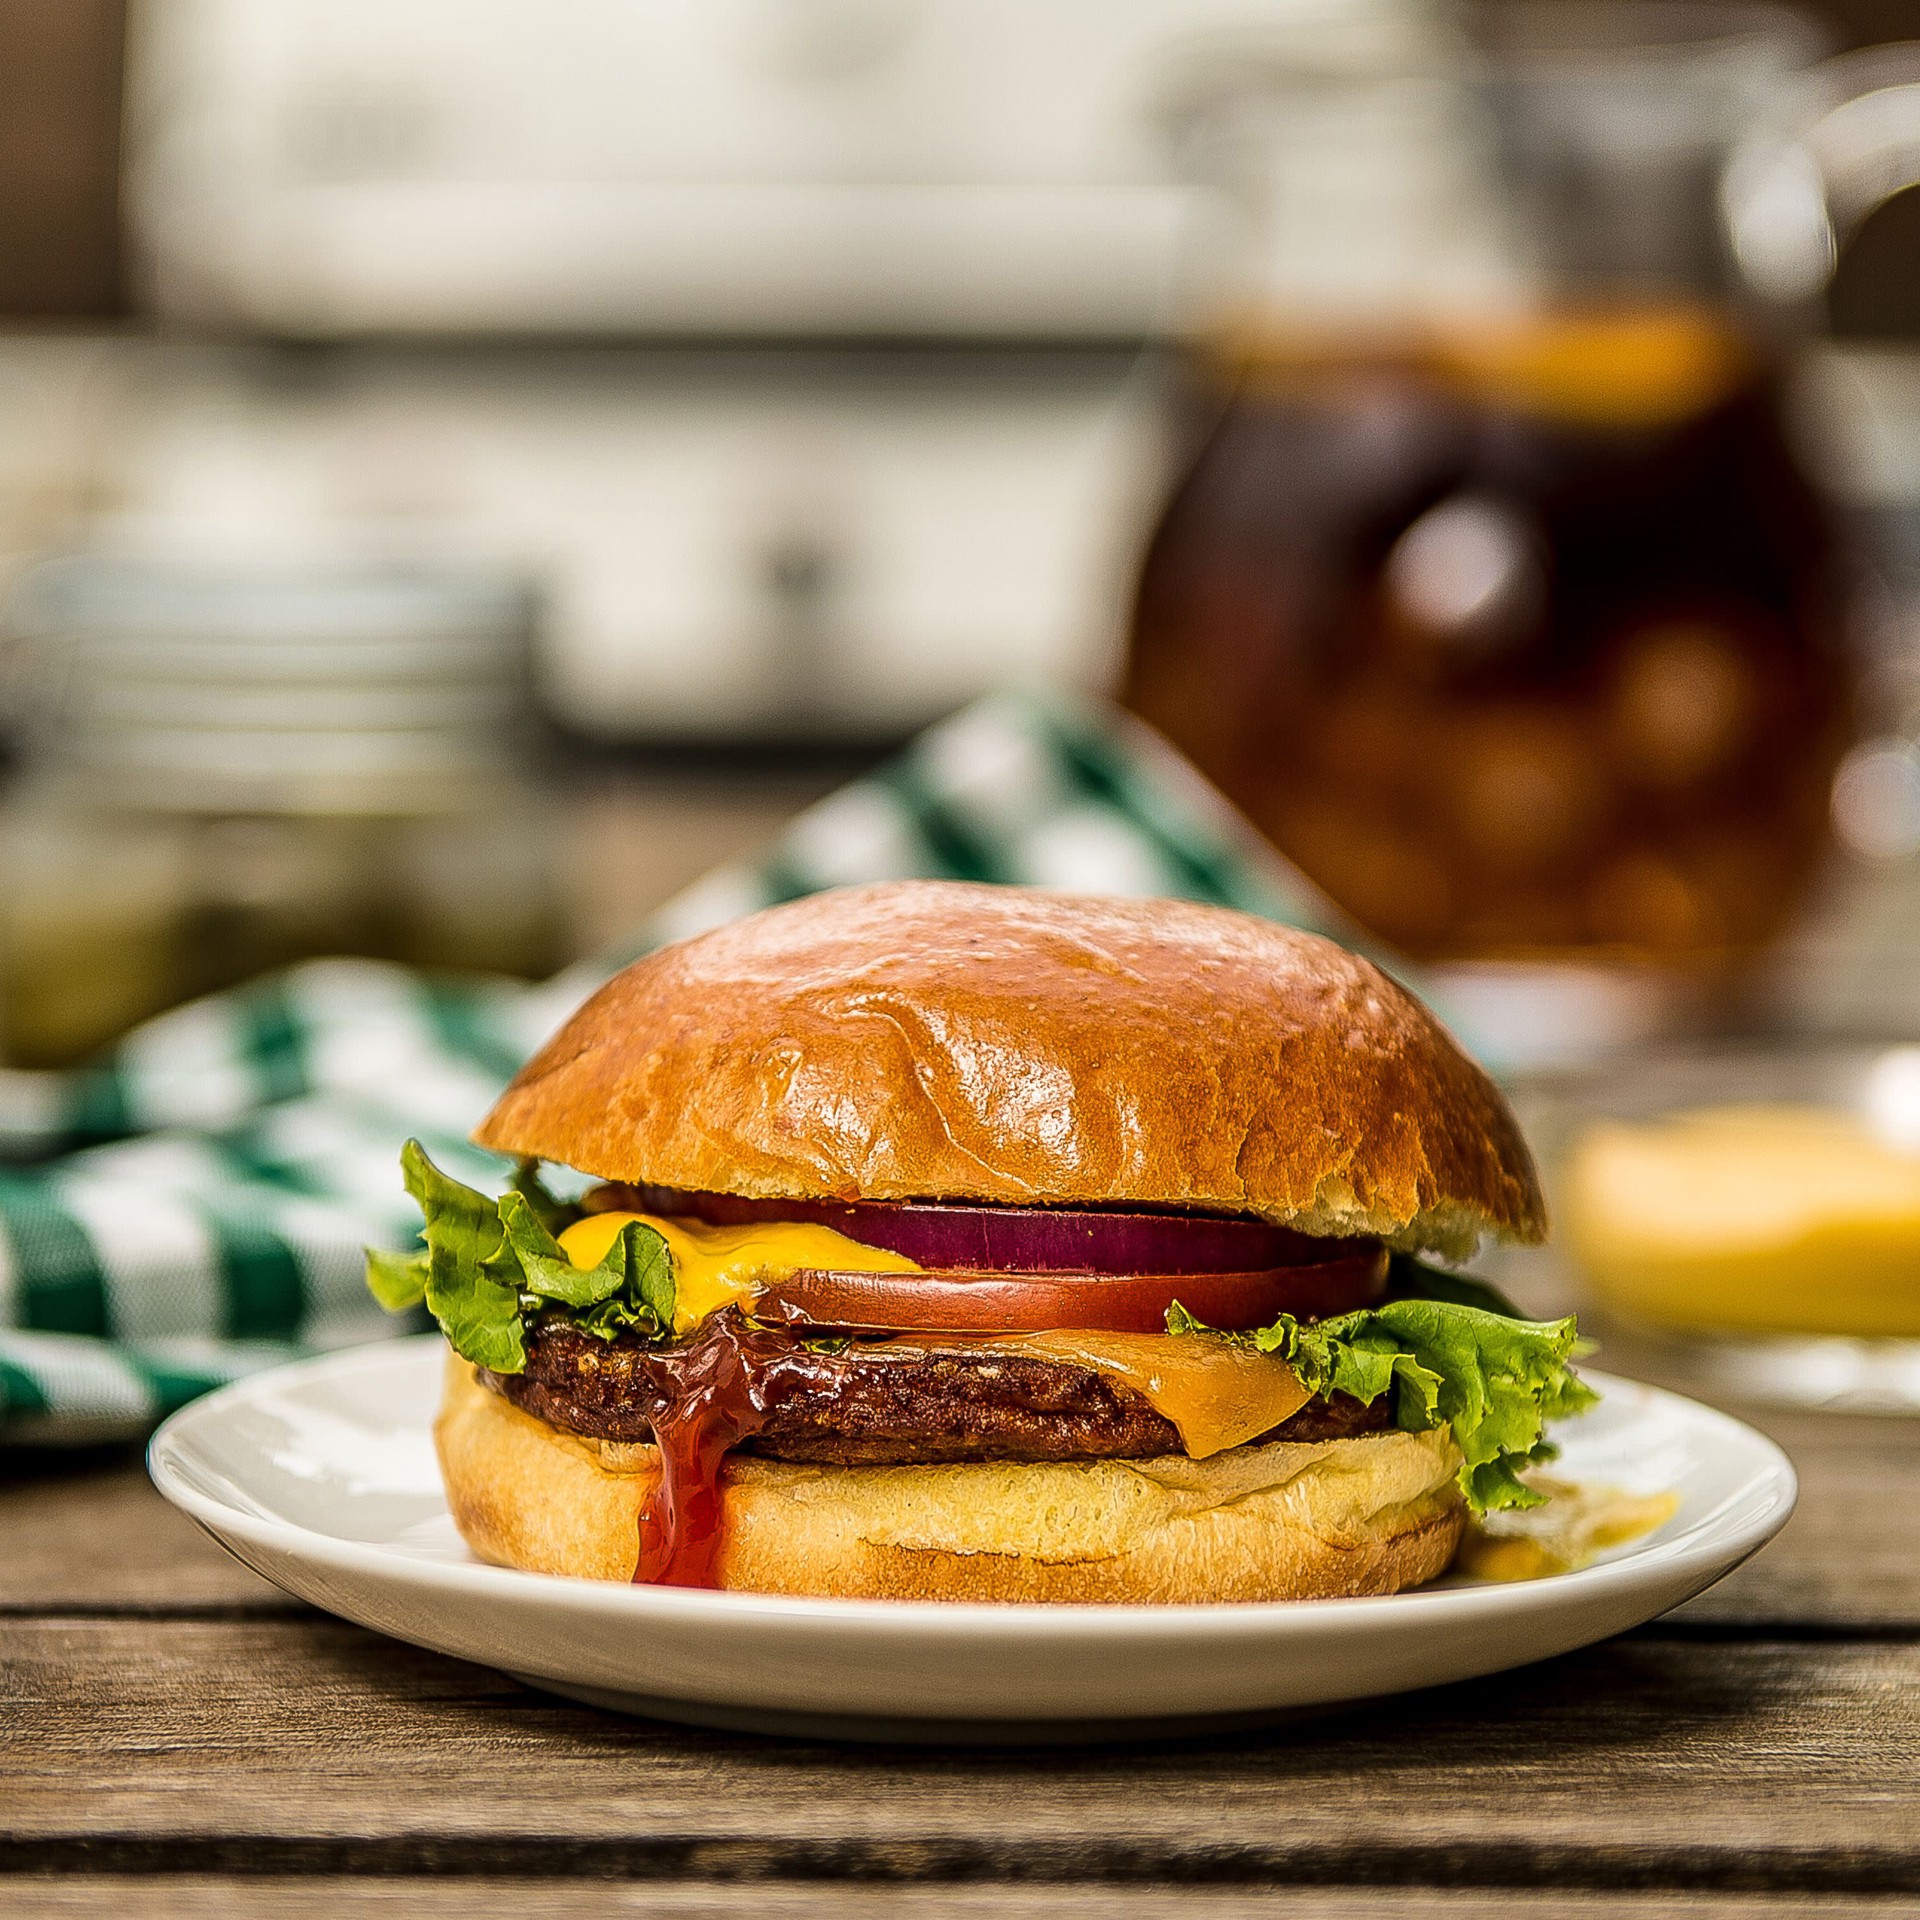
[3,1617,1920,1891]
[1674,1404,1920,1628]
[6,1881,1918,1919]
[0,1452,291,1614]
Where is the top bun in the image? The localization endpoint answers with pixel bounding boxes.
[476,882,1544,1258]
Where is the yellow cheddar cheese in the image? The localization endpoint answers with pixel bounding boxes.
[556,1211,920,1335]
[987,1329,1313,1458]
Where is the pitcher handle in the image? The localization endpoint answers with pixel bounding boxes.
[1724,43,1920,307]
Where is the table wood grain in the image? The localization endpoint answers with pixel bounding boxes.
[4,1379,1919,1913]
[8,1887,1920,1919]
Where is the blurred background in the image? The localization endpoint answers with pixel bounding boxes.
[0,0,1915,1038]
[3,0,1920,1382]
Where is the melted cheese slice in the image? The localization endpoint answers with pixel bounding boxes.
[977,1330,1312,1459]
[1456,1476,1679,1582]
[556,1210,920,1334]
[554,1214,1312,1455]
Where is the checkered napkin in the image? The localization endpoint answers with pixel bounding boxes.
[0,693,1375,1444]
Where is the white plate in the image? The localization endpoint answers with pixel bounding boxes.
[148,1338,1795,1742]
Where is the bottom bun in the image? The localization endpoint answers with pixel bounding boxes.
[435,1353,1467,1604]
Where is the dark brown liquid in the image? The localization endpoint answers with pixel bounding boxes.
[1124,308,1853,966]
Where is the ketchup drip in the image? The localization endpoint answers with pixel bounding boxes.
[486,1312,854,1589]
[625,1313,786,1587]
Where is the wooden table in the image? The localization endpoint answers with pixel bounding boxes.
[5,1344,1920,1919]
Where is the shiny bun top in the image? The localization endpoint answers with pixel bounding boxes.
[475,882,1545,1258]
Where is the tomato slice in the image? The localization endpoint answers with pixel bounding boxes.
[754,1246,1388,1335]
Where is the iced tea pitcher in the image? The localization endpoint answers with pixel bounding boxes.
[1125,5,1920,974]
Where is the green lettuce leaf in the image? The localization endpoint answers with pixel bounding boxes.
[1168,1288,1598,1515]
[624,1221,676,1328]
[364,1245,429,1312]
[363,1141,677,1371]
[497,1189,675,1332]
[399,1137,527,1373]
[497,1190,627,1308]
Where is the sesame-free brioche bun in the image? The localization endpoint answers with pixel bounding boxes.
[477,881,1543,1259]
[435,1355,1467,1603]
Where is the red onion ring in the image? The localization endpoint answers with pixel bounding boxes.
[588,1184,1361,1276]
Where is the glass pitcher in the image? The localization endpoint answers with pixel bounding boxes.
[1124,3,1920,983]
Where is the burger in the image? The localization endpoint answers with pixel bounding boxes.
[367,881,1589,1604]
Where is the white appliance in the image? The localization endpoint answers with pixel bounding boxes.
[85,342,1163,739]
[126,0,1336,339]
[112,0,1417,738]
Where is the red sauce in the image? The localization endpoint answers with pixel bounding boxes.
[482,1313,844,1588]
[480,1311,877,1588]
[624,1314,790,1587]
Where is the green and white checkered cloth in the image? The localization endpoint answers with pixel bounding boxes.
[0,692,1380,1444]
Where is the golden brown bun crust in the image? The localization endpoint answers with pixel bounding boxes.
[477,882,1542,1256]
[435,1355,1467,1604]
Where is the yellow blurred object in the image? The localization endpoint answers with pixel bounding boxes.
[1217,304,1757,428]
[1566,1106,1920,1337]
[1458,1477,1680,1583]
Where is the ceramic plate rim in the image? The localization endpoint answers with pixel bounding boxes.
[148,1336,1798,1641]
